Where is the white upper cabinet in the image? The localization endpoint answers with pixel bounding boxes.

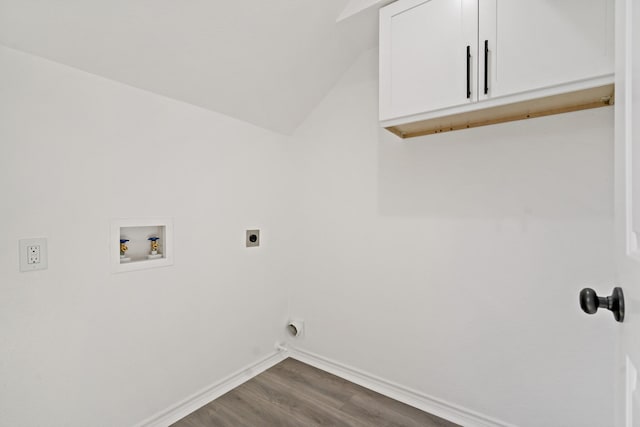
[379,0,477,120]
[380,0,615,136]
[478,0,614,101]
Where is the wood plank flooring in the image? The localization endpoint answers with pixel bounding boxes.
[171,358,459,427]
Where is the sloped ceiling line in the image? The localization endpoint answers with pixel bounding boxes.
[0,0,380,134]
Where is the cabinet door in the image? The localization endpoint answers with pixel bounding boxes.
[380,0,478,121]
[478,0,614,101]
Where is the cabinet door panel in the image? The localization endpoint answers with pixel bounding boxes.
[380,0,477,120]
[479,0,614,100]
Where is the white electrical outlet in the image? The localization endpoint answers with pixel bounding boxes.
[19,238,48,272]
[27,245,40,264]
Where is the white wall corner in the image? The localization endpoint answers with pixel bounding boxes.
[337,0,395,22]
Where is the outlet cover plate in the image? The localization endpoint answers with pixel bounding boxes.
[246,229,260,247]
[19,237,48,272]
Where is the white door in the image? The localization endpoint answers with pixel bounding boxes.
[379,0,477,121]
[478,0,614,101]
[615,0,640,426]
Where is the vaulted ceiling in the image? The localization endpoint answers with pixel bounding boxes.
[0,0,380,134]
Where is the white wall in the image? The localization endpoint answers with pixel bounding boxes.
[0,41,618,427]
[0,46,292,427]
[288,49,617,427]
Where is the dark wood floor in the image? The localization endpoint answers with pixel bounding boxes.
[171,358,459,427]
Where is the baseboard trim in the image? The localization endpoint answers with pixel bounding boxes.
[135,350,287,427]
[288,347,515,427]
[135,346,514,427]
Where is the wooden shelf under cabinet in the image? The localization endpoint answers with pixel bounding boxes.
[385,84,614,139]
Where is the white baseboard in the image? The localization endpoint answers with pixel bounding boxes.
[134,350,287,427]
[288,347,515,427]
[134,346,513,427]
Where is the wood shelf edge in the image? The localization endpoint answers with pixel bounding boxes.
[385,84,614,139]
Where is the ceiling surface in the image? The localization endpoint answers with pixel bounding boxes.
[0,0,379,134]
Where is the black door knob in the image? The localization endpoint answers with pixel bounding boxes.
[579,287,624,322]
